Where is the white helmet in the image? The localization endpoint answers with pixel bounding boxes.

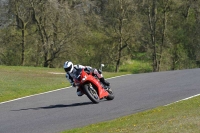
[63,61,74,73]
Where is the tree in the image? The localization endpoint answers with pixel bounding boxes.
[9,0,32,66]
[102,0,138,72]
[1,0,200,72]
[139,0,174,71]
[30,0,82,67]
[168,0,199,70]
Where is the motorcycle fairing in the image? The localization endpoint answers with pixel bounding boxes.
[80,70,109,99]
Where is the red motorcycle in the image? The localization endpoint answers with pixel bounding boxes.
[74,69,114,103]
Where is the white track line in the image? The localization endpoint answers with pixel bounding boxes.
[0,87,70,105]
[0,74,131,105]
[165,93,200,106]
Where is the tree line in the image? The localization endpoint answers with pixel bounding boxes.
[0,0,200,72]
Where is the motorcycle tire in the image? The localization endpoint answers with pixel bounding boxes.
[105,88,115,100]
[83,84,100,104]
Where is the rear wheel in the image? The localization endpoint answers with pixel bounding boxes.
[83,84,100,103]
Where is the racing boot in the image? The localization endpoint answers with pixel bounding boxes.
[100,77,110,86]
[76,88,83,96]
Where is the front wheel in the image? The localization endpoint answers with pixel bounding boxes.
[83,84,100,104]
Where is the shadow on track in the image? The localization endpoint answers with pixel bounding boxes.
[11,102,92,111]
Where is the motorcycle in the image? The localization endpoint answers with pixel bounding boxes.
[74,69,114,103]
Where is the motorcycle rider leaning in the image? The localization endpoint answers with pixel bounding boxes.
[63,61,110,96]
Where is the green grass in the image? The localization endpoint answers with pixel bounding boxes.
[0,66,67,102]
[120,60,152,74]
[62,96,200,133]
[0,65,129,102]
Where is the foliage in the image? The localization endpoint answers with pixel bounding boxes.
[120,60,152,74]
[0,0,200,72]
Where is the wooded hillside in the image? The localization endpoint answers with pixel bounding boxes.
[0,0,200,72]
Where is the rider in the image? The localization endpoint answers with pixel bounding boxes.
[63,61,110,96]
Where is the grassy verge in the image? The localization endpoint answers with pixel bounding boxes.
[120,60,152,74]
[62,96,200,133]
[0,65,129,102]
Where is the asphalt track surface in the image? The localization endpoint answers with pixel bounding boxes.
[0,69,200,133]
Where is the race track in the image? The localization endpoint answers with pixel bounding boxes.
[0,69,200,133]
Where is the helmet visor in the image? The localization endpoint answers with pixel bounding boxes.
[64,64,72,72]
